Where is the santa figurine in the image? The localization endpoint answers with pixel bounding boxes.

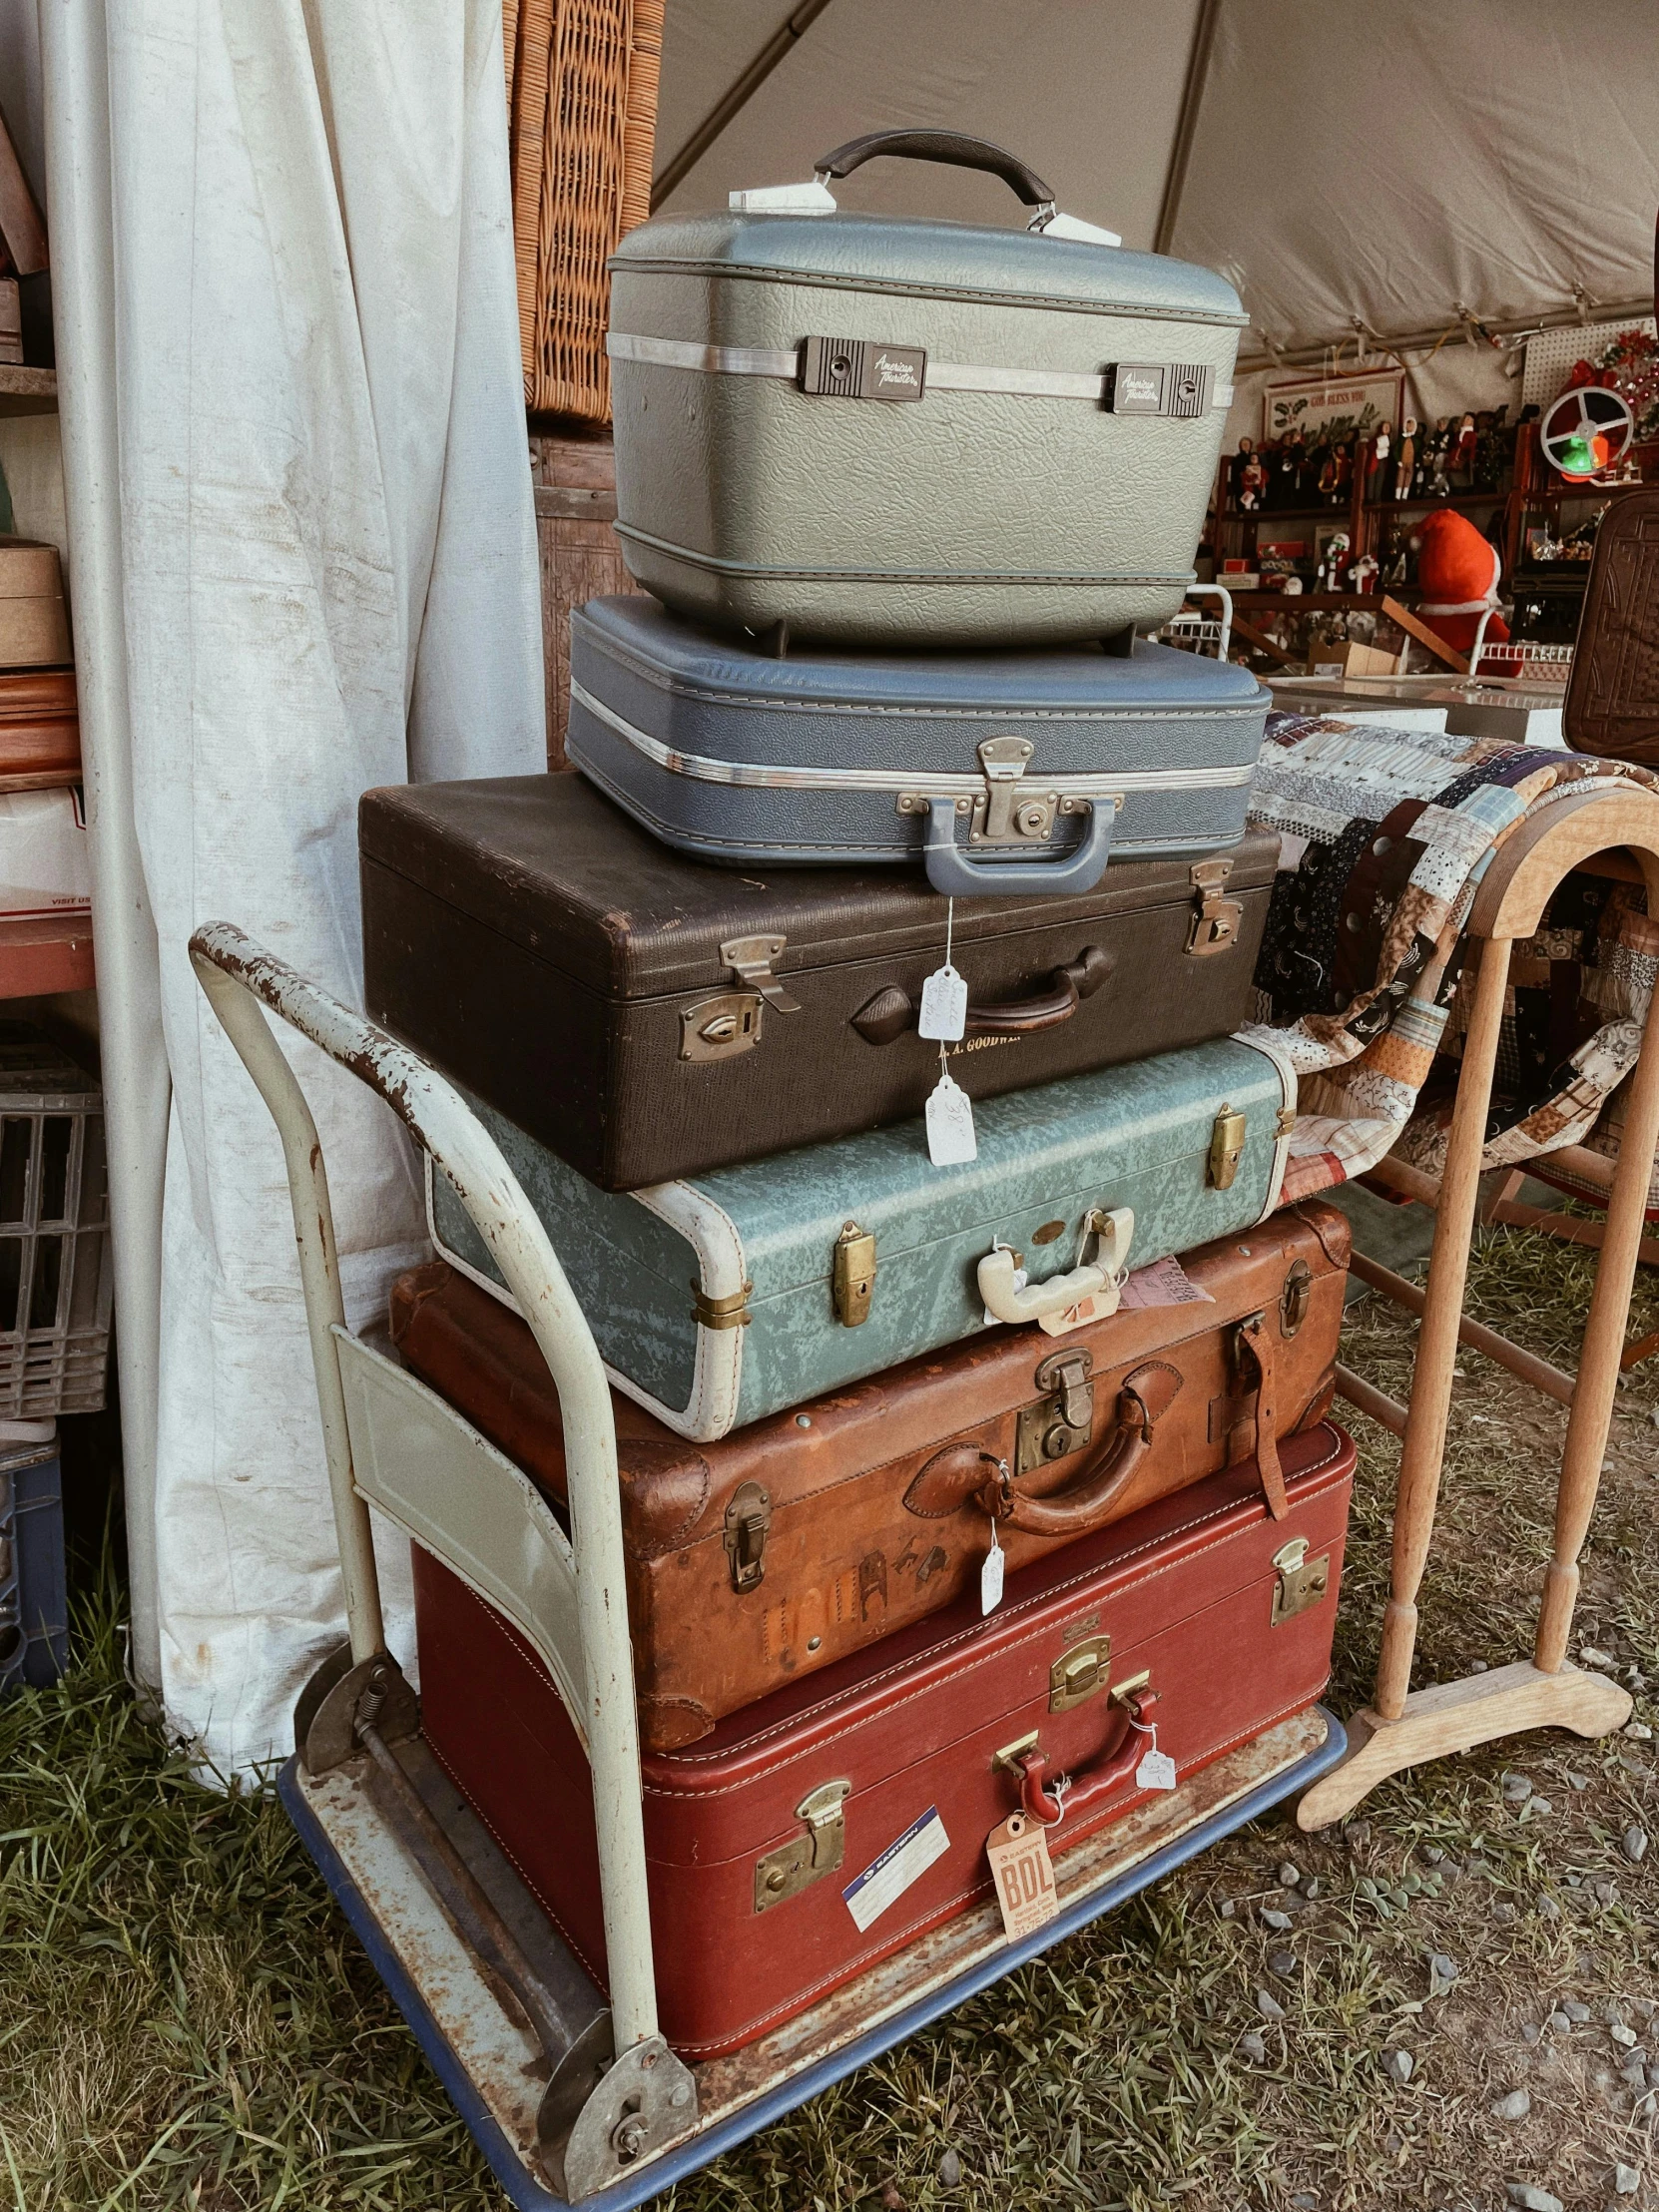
[1412,508,1510,669]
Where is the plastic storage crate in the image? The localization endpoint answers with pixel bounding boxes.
[0,1024,112,1416]
[0,1425,67,1691]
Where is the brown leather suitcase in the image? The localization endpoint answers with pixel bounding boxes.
[415,1420,1354,2058]
[359,770,1277,1191]
[390,1199,1348,1753]
[1563,485,1659,765]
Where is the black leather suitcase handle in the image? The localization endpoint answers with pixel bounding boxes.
[850,944,1113,1047]
[814,130,1054,211]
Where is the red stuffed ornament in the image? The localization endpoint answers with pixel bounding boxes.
[1413,508,1509,669]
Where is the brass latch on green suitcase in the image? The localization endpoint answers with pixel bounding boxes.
[1208,1104,1247,1189]
[754,1779,851,1912]
[1271,1537,1332,1625]
[1186,857,1244,956]
[832,1221,877,1326]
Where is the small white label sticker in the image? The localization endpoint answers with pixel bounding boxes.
[842,1806,951,1933]
[918,963,968,1042]
[1136,1747,1178,1792]
[980,1524,1005,1615]
[1116,1254,1215,1313]
[925,1069,977,1165]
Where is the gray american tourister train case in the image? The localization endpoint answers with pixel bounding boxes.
[605,130,1248,649]
[567,595,1272,896]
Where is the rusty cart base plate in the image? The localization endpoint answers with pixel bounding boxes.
[279,1705,1343,2210]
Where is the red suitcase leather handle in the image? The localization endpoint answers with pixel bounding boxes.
[1013,1686,1157,1827]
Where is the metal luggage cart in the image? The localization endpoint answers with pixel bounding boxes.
[1152,582,1234,662]
[189,921,1345,2211]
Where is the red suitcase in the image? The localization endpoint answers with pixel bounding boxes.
[414,1421,1353,2060]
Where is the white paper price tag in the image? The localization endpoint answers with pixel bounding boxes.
[918,963,968,1042]
[925,1069,977,1165]
[980,1523,1005,1615]
[1134,1726,1177,1792]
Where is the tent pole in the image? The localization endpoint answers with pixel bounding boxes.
[651,0,835,209]
[39,0,170,1699]
[1153,0,1222,256]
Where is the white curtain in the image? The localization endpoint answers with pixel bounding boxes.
[107,0,544,1771]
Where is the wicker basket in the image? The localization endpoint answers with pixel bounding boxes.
[507,0,664,421]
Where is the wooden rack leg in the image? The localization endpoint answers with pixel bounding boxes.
[1534,992,1659,1670]
[1374,936,1511,1722]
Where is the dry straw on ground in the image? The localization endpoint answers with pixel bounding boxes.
[0,1222,1655,2210]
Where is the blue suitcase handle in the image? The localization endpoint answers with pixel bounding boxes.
[922,797,1116,898]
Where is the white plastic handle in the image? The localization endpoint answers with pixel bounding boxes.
[977,1206,1134,1327]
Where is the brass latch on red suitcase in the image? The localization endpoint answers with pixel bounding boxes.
[753,1778,851,1913]
[723,1481,773,1593]
[1186,858,1244,956]
[1048,1630,1111,1713]
[1270,1537,1332,1625]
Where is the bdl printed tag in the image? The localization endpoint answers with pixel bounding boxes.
[985,1810,1058,1940]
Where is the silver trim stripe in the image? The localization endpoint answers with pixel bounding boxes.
[569,679,1254,798]
[607,331,1234,410]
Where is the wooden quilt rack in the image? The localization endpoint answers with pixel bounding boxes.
[1304,783,1659,1829]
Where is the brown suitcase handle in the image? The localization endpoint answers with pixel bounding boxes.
[904,1358,1180,1538]
[814,130,1054,212]
[905,1315,1293,1536]
[1011,1682,1156,1826]
[850,944,1112,1047]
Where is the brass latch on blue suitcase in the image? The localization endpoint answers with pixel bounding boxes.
[753,1778,851,1912]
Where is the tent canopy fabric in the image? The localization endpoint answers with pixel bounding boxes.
[652,0,1659,370]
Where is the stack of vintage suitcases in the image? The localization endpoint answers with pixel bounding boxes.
[358,133,1357,2062]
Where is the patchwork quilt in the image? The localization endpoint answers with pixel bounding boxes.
[1242,715,1659,1208]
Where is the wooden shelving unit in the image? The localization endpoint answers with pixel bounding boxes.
[0,911,93,996]
[0,364,56,417]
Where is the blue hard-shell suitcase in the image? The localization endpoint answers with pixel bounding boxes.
[566,595,1271,899]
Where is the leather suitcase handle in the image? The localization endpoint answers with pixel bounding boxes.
[963,944,1114,1035]
[923,796,1115,899]
[1014,1684,1156,1826]
[989,1359,1182,1537]
[849,945,1113,1047]
[903,1357,1179,1536]
[814,129,1054,211]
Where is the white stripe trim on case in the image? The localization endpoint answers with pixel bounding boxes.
[629,1179,749,1441]
[569,679,1255,800]
[423,1155,743,1444]
[607,330,1234,411]
[1235,1030,1300,1221]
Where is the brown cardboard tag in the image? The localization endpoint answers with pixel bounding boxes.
[985,1810,1058,1940]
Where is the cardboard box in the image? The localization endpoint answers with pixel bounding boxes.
[1308,641,1398,680]
[0,539,70,669]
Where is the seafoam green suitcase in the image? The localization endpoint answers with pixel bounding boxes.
[428,1036,1297,1441]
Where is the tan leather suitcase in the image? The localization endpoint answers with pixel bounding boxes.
[390,1200,1348,1752]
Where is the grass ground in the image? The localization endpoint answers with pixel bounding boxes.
[1,1220,1656,2212]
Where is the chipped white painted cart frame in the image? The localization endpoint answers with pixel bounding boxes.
[189,921,1345,2210]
